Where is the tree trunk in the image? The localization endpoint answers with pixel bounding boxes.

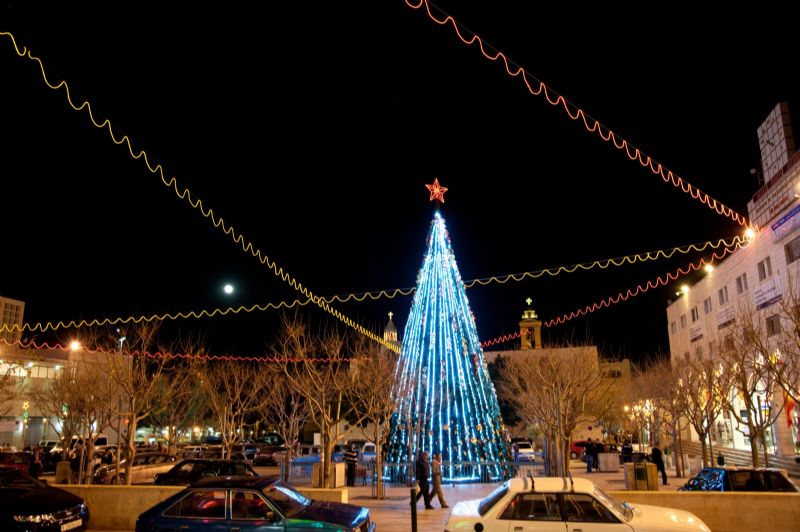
[375,438,384,499]
[125,417,137,485]
[699,435,708,468]
[323,437,334,488]
[761,430,770,468]
[748,420,760,468]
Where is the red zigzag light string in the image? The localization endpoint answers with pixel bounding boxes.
[405,0,748,227]
[480,240,744,348]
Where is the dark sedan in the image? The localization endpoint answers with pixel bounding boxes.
[0,466,89,531]
[136,476,375,532]
[153,459,258,485]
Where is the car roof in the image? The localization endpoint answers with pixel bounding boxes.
[508,476,595,493]
[191,475,280,488]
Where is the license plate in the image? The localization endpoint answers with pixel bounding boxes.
[61,518,82,531]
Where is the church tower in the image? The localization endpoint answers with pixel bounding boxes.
[519,298,542,349]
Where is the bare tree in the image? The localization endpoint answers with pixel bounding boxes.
[718,306,786,467]
[277,317,368,488]
[636,359,689,478]
[0,361,23,416]
[101,323,180,484]
[199,360,271,459]
[347,340,404,498]
[495,345,613,477]
[674,356,729,467]
[29,363,85,461]
[149,359,208,455]
[261,367,308,479]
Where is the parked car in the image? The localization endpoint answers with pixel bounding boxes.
[254,445,282,466]
[445,476,710,532]
[136,475,375,532]
[0,451,32,473]
[94,452,176,484]
[181,445,208,459]
[232,443,258,462]
[153,459,258,485]
[512,440,537,462]
[569,440,589,459]
[679,466,799,492]
[0,466,90,531]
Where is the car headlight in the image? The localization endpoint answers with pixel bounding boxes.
[13,513,58,524]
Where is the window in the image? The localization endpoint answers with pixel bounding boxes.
[670,321,676,335]
[736,273,749,294]
[500,493,561,521]
[683,352,690,363]
[724,336,735,350]
[691,307,699,322]
[231,490,276,520]
[164,490,227,519]
[767,315,781,336]
[757,257,772,281]
[718,286,729,305]
[709,340,716,355]
[680,315,687,329]
[785,235,800,265]
[703,297,713,314]
[695,347,703,360]
[562,493,619,523]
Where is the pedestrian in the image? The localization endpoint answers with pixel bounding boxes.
[29,446,43,478]
[429,453,448,508]
[512,442,519,463]
[651,445,667,485]
[415,451,433,510]
[69,441,83,483]
[344,444,358,487]
[621,440,633,463]
[592,440,600,471]
[585,438,594,473]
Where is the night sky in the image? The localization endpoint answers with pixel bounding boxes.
[2,2,798,361]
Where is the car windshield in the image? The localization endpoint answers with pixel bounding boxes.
[0,468,45,489]
[593,486,632,521]
[478,483,508,516]
[264,482,311,517]
[517,443,532,450]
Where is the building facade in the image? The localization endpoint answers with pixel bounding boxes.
[0,294,24,344]
[666,102,800,459]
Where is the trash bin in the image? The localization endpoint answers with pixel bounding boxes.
[312,462,345,487]
[716,452,725,466]
[634,462,648,490]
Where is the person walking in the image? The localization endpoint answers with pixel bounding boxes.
[585,438,594,473]
[430,453,448,508]
[651,445,668,485]
[29,446,43,479]
[344,444,358,487]
[415,451,433,510]
[592,440,601,471]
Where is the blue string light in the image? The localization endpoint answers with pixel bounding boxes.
[385,210,511,481]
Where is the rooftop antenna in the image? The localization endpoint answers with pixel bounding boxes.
[567,469,575,493]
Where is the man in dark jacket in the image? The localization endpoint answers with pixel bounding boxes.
[415,451,433,509]
[651,446,667,485]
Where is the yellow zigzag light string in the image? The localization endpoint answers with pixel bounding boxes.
[0,31,397,354]
[2,235,742,334]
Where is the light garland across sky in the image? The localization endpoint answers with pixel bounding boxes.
[479,239,746,347]
[0,337,350,364]
[0,31,396,354]
[404,0,749,227]
[0,236,743,335]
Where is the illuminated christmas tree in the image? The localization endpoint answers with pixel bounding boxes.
[385,180,510,481]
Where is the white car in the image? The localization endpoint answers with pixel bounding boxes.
[513,441,538,462]
[445,477,710,532]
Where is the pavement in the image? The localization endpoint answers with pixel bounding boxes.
[85,459,686,531]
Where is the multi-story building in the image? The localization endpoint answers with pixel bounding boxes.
[666,102,799,459]
[0,294,24,344]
